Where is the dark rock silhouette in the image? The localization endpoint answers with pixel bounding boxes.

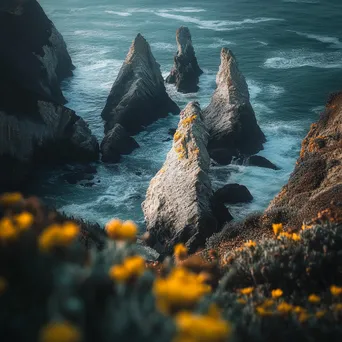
[166,26,203,93]
[214,184,253,204]
[245,155,279,170]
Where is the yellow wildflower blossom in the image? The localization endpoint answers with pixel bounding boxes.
[14,211,34,231]
[105,219,138,241]
[330,285,342,296]
[301,224,313,230]
[315,310,326,319]
[272,223,283,236]
[277,302,293,314]
[237,298,247,305]
[0,192,23,205]
[61,222,80,244]
[308,294,321,303]
[333,303,342,311]
[298,312,310,323]
[291,233,301,241]
[0,277,8,295]
[271,289,283,298]
[262,299,275,308]
[174,243,188,259]
[238,287,254,295]
[294,306,306,314]
[39,321,81,342]
[174,311,231,342]
[109,255,145,283]
[153,267,211,314]
[256,306,274,316]
[244,240,257,248]
[0,218,18,242]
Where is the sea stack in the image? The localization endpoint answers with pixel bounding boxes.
[166,26,203,93]
[0,0,99,189]
[203,48,265,164]
[101,34,180,137]
[142,102,232,255]
[266,92,342,228]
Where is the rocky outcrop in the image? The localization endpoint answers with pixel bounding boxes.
[214,184,253,204]
[101,34,179,137]
[0,1,99,190]
[166,26,203,93]
[0,0,74,104]
[203,48,265,162]
[100,124,139,163]
[266,92,342,228]
[142,102,232,255]
[245,155,279,170]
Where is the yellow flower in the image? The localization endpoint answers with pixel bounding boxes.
[238,287,254,295]
[0,277,8,295]
[333,303,342,311]
[256,306,274,316]
[291,233,301,241]
[301,224,313,230]
[105,219,138,241]
[315,310,326,319]
[14,212,34,231]
[153,267,211,314]
[262,299,275,308]
[174,311,231,342]
[61,222,80,244]
[109,255,145,283]
[174,243,188,259]
[236,298,247,305]
[271,289,283,298]
[277,302,293,314]
[308,294,321,303]
[330,285,342,296]
[0,218,18,242]
[39,321,81,342]
[298,312,310,323]
[294,306,306,314]
[244,240,257,248]
[272,223,283,236]
[0,192,23,205]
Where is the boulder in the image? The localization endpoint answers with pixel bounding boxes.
[266,92,342,228]
[245,155,279,170]
[203,48,265,157]
[100,124,139,163]
[209,148,235,165]
[101,34,180,136]
[214,184,253,204]
[142,102,232,255]
[166,26,203,93]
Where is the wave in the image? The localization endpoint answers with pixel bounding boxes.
[105,10,132,16]
[154,12,284,31]
[264,50,342,69]
[159,7,206,13]
[151,42,176,52]
[207,38,235,48]
[289,30,342,49]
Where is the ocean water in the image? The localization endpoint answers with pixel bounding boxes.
[32,0,342,227]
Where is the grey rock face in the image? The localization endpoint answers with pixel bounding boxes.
[203,48,265,157]
[166,26,203,93]
[101,34,180,136]
[142,102,231,254]
[100,124,139,163]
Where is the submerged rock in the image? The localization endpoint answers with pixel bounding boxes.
[266,92,342,228]
[214,184,253,204]
[245,155,279,170]
[166,26,203,93]
[203,48,265,158]
[142,102,232,255]
[100,124,139,163]
[101,34,180,136]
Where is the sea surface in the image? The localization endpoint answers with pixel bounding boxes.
[33,0,342,228]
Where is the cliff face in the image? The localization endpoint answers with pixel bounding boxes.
[142,102,231,254]
[203,48,265,159]
[266,92,342,228]
[166,26,203,93]
[101,34,180,136]
[0,0,74,104]
[0,0,99,189]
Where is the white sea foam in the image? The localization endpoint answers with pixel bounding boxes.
[159,7,207,13]
[264,50,342,69]
[105,10,132,16]
[290,31,342,49]
[208,38,235,48]
[151,42,176,52]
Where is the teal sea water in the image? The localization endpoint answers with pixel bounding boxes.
[33,0,342,227]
